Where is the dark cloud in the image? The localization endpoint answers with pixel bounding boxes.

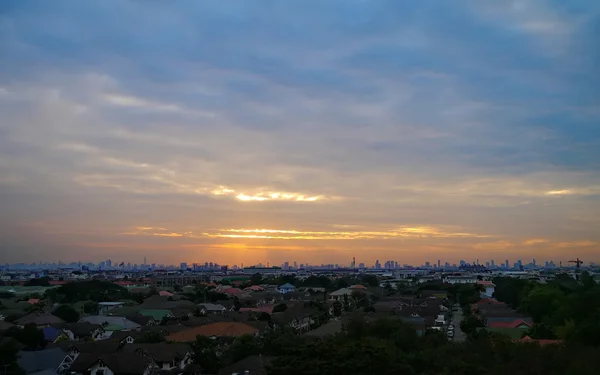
[0,0,599,265]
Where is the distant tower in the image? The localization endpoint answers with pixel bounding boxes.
[144,256,147,265]
[352,257,356,268]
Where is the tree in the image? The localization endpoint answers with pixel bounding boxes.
[137,331,164,343]
[192,336,220,374]
[460,314,485,335]
[53,304,80,323]
[24,277,50,287]
[526,323,557,339]
[519,285,564,323]
[4,325,45,350]
[83,301,98,314]
[273,303,288,313]
[0,339,23,375]
[360,274,379,287]
[250,273,263,285]
[332,301,342,317]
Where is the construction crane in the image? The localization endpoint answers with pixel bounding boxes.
[568,258,583,269]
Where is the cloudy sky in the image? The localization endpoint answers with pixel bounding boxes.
[1,0,599,267]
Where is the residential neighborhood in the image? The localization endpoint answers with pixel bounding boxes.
[1,267,599,374]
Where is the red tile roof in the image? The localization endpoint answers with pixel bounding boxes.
[223,288,243,295]
[516,336,563,346]
[166,322,258,342]
[489,319,532,329]
[239,306,274,314]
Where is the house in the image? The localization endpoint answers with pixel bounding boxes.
[223,287,244,296]
[328,288,352,301]
[125,314,155,327]
[516,336,563,346]
[168,307,195,320]
[108,330,144,344]
[444,275,477,284]
[271,305,316,332]
[277,283,296,294]
[15,313,64,328]
[137,309,174,321]
[166,322,259,342]
[0,320,15,333]
[79,316,141,331]
[488,319,532,329]
[42,327,63,342]
[477,281,496,298]
[304,320,342,338]
[69,353,156,375]
[122,343,193,371]
[98,302,125,315]
[58,322,106,341]
[218,355,274,375]
[61,341,123,358]
[197,303,227,315]
[244,285,265,292]
[17,348,69,375]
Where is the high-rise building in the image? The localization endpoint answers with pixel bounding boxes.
[375,260,381,269]
[437,260,441,268]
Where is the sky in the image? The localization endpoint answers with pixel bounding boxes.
[1,0,599,267]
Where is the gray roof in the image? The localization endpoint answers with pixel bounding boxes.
[70,353,153,375]
[17,348,67,374]
[218,355,274,375]
[198,303,226,311]
[79,315,141,330]
[304,320,342,337]
[15,314,64,326]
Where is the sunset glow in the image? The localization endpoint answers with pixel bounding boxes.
[1,1,599,266]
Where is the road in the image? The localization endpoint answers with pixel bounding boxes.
[451,305,467,342]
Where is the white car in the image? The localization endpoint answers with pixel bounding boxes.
[447,331,454,337]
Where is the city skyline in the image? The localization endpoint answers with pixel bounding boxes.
[1,2,599,266]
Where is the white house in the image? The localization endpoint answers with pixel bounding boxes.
[477,280,496,297]
[444,275,477,285]
[98,302,124,315]
[278,283,296,294]
[197,303,226,315]
[328,288,351,301]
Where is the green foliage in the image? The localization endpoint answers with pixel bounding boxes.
[4,324,45,350]
[261,315,600,375]
[526,323,557,340]
[44,280,130,303]
[272,303,287,313]
[83,301,99,314]
[332,301,342,317]
[24,277,51,287]
[137,331,164,343]
[460,314,485,335]
[0,339,24,375]
[250,273,263,285]
[360,274,379,287]
[519,285,564,323]
[192,336,221,374]
[493,276,600,346]
[0,291,15,298]
[53,304,80,323]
